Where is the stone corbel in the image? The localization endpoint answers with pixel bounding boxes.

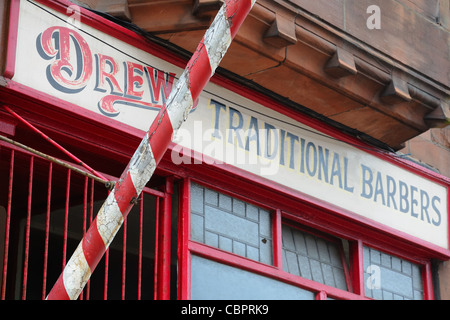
[324,47,357,78]
[424,101,450,128]
[193,0,223,16]
[380,75,411,105]
[91,0,131,22]
[263,13,297,48]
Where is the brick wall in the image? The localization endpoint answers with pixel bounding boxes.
[400,128,450,178]
[400,126,450,300]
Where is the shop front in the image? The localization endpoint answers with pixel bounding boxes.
[0,0,449,300]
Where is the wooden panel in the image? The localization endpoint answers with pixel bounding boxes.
[401,129,450,177]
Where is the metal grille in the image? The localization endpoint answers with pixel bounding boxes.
[0,143,169,300]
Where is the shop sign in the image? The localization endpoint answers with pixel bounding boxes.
[13,0,181,132]
[10,0,449,250]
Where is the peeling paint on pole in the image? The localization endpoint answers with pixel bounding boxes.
[46,0,257,300]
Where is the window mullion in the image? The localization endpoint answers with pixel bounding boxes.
[178,178,191,300]
[273,209,282,269]
[350,240,365,297]
[155,177,173,300]
[315,291,327,300]
[423,261,434,300]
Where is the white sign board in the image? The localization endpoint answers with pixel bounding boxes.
[11,0,449,250]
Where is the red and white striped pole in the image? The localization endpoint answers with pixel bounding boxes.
[46,0,256,300]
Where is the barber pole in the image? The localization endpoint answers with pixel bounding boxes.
[46,0,257,300]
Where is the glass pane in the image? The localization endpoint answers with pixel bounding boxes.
[190,183,272,265]
[191,255,315,300]
[363,246,423,300]
[281,224,348,291]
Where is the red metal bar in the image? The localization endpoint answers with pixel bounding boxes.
[153,196,160,300]
[4,106,108,182]
[137,195,144,300]
[103,191,111,300]
[155,192,171,300]
[0,134,110,188]
[22,156,34,300]
[1,150,14,299]
[83,178,89,234]
[104,250,109,300]
[62,169,71,269]
[42,162,53,300]
[158,178,173,300]
[144,188,166,198]
[121,216,127,300]
[47,0,256,300]
[79,176,89,300]
[86,178,95,300]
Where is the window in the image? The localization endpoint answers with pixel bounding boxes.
[363,246,424,300]
[190,182,272,265]
[191,255,315,300]
[282,224,348,291]
[185,180,433,300]
[188,181,353,300]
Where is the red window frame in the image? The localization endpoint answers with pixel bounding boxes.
[176,177,436,300]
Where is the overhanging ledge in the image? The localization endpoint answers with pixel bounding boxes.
[75,0,450,149]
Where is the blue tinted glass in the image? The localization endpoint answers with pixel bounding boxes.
[363,246,423,300]
[191,255,315,300]
[282,224,348,291]
[190,183,272,265]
